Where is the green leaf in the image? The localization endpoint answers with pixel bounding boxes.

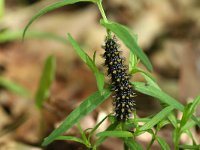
[0,0,4,19]
[132,82,200,127]
[131,68,157,87]
[96,131,133,138]
[168,112,177,128]
[184,130,197,145]
[23,0,96,38]
[178,145,200,149]
[88,114,109,140]
[122,117,151,129]
[124,138,143,150]
[129,52,139,72]
[157,119,170,130]
[100,20,153,71]
[92,51,97,63]
[180,96,200,128]
[94,72,104,94]
[68,34,104,93]
[138,106,174,132]
[134,117,151,123]
[156,136,170,150]
[0,76,31,97]
[181,117,200,132]
[95,122,119,147]
[67,34,96,71]
[56,136,85,145]
[35,55,56,108]
[77,123,91,147]
[42,89,111,146]
[134,129,154,137]
[0,30,67,44]
[133,82,184,111]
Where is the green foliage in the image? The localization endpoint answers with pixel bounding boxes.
[178,145,200,149]
[0,0,4,19]
[133,82,184,111]
[94,121,119,147]
[0,30,67,44]
[23,0,97,38]
[133,82,200,126]
[96,131,133,138]
[42,89,111,146]
[22,0,200,149]
[100,20,153,71]
[56,136,85,145]
[124,138,143,150]
[137,106,174,132]
[68,34,104,93]
[156,136,171,150]
[129,51,139,72]
[35,55,56,108]
[180,96,200,128]
[0,76,31,97]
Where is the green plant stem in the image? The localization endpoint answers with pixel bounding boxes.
[147,137,155,150]
[124,142,129,150]
[77,123,91,148]
[96,0,111,38]
[133,111,138,129]
[147,129,158,150]
[174,128,181,150]
[121,122,128,150]
[97,1,108,23]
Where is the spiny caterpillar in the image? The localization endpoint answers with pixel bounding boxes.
[102,36,136,121]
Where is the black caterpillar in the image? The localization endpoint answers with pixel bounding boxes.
[102,36,136,121]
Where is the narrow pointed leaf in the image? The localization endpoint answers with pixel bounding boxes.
[129,52,139,72]
[133,82,184,111]
[100,20,153,71]
[156,136,171,150]
[130,68,156,84]
[0,76,31,97]
[168,113,177,128]
[157,120,170,130]
[88,114,109,140]
[178,145,200,149]
[35,55,56,108]
[180,96,200,128]
[96,131,133,138]
[68,34,104,93]
[0,30,67,44]
[138,106,174,132]
[42,89,111,146]
[185,130,197,145]
[95,122,118,147]
[23,0,96,38]
[132,82,200,126]
[124,138,143,150]
[181,117,200,132]
[56,136,85,145]
[0,0,4,19]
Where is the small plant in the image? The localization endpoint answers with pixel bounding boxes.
[23,0,200,149]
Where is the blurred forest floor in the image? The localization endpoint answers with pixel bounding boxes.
[0,0,200,149]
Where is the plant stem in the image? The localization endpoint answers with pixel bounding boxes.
[147,129,158,150]
[124,142,129,150]
[147,137,155,150]
[96,0,111,38]
[97,1,108,23]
